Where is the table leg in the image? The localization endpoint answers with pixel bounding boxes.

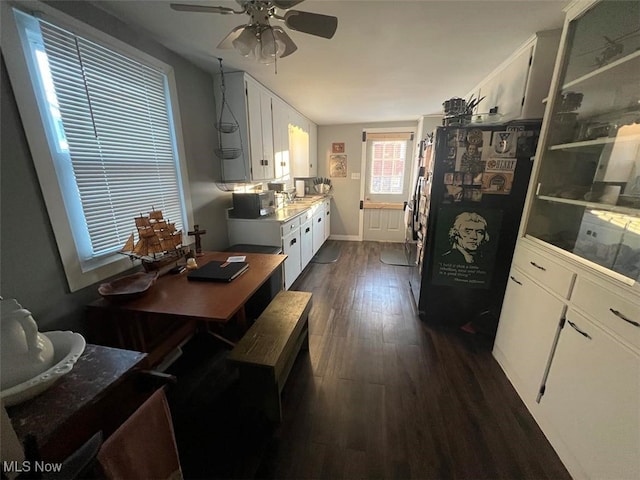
[235,306,248,332]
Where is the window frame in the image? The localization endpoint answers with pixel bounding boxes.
[1,0,194,292]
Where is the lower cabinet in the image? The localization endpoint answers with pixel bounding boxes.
[312,207,324,255]
[227,198,330,290]
[494,239,640,480]
[539,310,640,480]
[493,267,565,401]
[282,226,301,290]
[301,218,313,267]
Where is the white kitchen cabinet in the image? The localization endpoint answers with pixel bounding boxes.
[216,71,316,182]
[271,96,290,180]
[540,310,640,480]
[323,198,331,240]
[300,216,313,269]
[282,223,302,290]
[465,29,561,122]
[227,197,329,289]
[247,77,274,181]
[216,72,274,182]
[308,121,318,177]
[493,266,565,401]
[312,205,325,254]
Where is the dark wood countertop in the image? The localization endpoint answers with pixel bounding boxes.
[7,344,146,461]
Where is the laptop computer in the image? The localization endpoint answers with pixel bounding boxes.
[186,260,249,282]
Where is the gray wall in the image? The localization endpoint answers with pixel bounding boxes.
[317,121,423,238]
[0,1,230,333]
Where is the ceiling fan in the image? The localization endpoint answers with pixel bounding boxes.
[170,0,338,64]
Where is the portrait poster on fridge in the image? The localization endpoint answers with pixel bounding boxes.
[431,207,503,289]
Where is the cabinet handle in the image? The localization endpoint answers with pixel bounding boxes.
[290,238,297,246]
[509,275,523,286]
[530,261,546,271]
[567,320,592,340]
[318,218,322,223]
[305,227,310,233]
[609,308,640,328]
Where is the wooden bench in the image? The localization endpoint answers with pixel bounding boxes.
[227,290,312,423]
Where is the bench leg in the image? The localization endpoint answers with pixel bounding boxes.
[236,367,282,424]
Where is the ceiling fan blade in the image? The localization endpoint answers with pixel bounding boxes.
[170,3,240,14]
[272,0,306,9]
[283,10,338,39]
[217,25,246,49]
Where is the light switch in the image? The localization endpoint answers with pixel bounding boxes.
[351,173,360,180]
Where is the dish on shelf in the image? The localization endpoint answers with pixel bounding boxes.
[468,112,503,125]
[98,271,158,302]
[617,194,640,208]
[0,331,86,406]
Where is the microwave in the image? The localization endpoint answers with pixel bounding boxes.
[232,191,276,218]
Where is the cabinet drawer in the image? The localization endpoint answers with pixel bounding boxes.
[512,246,575,298]
[572,276,640,351]
[281,217,300,236]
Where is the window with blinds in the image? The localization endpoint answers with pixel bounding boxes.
[6,6,189,290]
[366,131,413,195]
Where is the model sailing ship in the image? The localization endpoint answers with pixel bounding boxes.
[120,208,188,272]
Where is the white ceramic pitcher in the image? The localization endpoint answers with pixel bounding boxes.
[1,298,55,390]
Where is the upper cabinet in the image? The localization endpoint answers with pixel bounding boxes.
[524,0,640,284]
[215,71,315,183]
[272,96,291,180]
[466,30,561,122]
[247,76,275,181]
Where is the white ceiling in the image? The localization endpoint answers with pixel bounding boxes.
[92,0,569,125]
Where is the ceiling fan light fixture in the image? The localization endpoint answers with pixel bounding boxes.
[232,25,259,56]
[260,27,285,58]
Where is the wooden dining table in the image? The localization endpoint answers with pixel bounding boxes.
[87,251,286,367]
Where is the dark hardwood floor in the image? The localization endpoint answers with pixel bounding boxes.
[166,240,571,480]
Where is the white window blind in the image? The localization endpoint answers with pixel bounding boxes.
[369,140,408,195]
[36,18,184,258]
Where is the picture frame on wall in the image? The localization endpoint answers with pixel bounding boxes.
[330,154,347,177]
[332,142,345,154]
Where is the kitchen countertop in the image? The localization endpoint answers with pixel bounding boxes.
[228,194,331,223]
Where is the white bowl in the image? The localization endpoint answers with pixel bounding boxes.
[0,331,86,406]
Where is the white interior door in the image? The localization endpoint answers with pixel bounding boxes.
[361,130,414,242]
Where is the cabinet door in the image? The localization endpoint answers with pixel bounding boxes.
[493,268,565,400]
[312,210,324,254]
[282,228,301,290]
[246,80,274,181]
[478,45,533,121]
[540,310,640,480]
[301,219,313,267]
[272,97,290,180]
[290,111,311,177]
[324,199,330,240]
[308,121,318,177]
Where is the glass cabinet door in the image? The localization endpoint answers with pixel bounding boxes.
[525,0,640,282]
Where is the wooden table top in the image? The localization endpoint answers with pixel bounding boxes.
[90,251,286,323]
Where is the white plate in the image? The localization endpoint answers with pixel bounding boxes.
[0,331,86,407]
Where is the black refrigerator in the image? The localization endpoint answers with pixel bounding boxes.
[409,122,540,338]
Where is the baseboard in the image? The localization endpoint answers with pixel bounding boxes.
[328,234,360,241]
